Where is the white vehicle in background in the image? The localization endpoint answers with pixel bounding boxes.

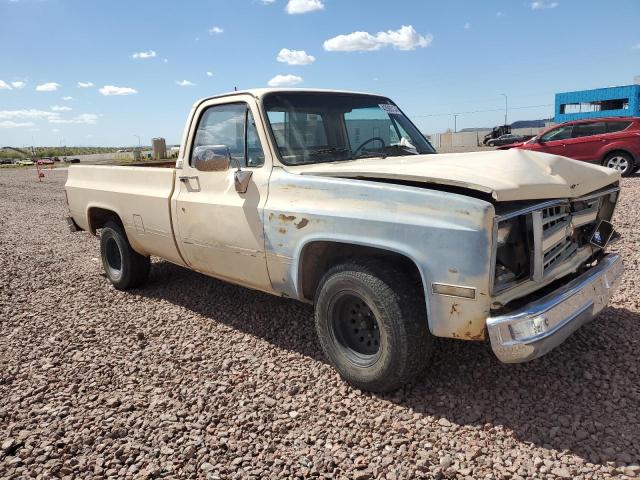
[65,88,623,392]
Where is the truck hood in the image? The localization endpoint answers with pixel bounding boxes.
[285,149,619,202]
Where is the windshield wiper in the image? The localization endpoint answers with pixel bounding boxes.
[307,147,351,157]
[383,144,419,155]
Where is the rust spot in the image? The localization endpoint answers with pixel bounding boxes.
[448,267,458,274]
[295,218,309,229]
[278,214,296,222]
[278,228,287,234]
[268,213,275,221]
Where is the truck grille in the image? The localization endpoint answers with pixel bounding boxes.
[493,187,618,293]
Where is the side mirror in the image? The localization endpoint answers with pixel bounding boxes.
[192,144,253,194]
[193,145,231,172]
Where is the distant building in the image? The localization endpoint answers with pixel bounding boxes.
[555,84,640,123]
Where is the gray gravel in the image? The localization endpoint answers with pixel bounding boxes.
[1,167,639,479]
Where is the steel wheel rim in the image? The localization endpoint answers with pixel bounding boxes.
[607,156,629,173]
[330,292,381,367]
[105,237,123,277]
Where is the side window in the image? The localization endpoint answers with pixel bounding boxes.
[572,122,606,138]
[192,103,265,168]
[192,103,246,166]
[246,110,265,167]
[540,125,573,142]
[606,121,632,133]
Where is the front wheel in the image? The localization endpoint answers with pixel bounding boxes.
[100,221,150,290]
[314,260,432,392]
[604,152,635,177]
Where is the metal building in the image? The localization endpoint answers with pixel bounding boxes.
[555,84,640,123]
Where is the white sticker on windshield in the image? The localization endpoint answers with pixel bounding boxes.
[379,103,401,115]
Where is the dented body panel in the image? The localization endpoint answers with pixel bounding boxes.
[65,88,622,347]
[263,167,495,339]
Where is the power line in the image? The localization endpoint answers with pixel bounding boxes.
[411,103,554,118]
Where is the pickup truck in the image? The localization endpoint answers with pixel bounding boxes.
[65,88,624,392]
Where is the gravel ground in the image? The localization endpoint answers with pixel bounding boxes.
[1,167,639,480]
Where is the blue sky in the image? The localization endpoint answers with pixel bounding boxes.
[1,0,639,147]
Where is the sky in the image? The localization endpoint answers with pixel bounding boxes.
[1,0,639,147]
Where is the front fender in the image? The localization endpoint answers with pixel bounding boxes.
[263,168,496,340]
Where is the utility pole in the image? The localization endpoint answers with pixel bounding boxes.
[133,134,141,148]
[500,93,508,126]
[453,114,458,133]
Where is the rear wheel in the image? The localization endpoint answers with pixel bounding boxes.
[100,221,150,290]
[604,152,635,177]
[314,260,432,392]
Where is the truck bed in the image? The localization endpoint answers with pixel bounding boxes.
[65,164,185,266]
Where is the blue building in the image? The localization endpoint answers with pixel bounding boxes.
[555,84,640,123]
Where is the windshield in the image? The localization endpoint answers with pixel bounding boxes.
[263,92,435,165]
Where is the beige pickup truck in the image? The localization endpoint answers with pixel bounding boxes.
[66,88,623,392]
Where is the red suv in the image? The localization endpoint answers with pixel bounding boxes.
[499,117,640,176]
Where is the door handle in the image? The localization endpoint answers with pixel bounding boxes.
[179,175,198,182]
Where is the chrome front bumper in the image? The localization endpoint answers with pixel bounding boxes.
[487,253,623,363]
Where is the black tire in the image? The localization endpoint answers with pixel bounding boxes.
[100,221,150,290]
[487,142,495,147]
[603,151,635,177]
[314,259,432,392]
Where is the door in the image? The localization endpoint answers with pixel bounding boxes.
[172,97,274,292]
[567,121,607,162]
[535,124,574,156]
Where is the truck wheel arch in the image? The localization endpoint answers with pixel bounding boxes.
[87,206,124,235]
[296,240,427,306]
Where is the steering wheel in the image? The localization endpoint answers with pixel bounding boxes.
[352,137,385,157]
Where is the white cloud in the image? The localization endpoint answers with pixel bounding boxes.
[268,74,303,87]
[99,85,138,96]
[261,0,275,4]
[531,1,558,9]
[11,81,26,89]
[77,81,94,88]
[132,50,157,59]
[35,82,61,92]
[0,120,35,128]
[49,113,98,125]
[62,96,73,101]
[323,25,432,52]
[464,22,471,30]
[0,109,59,120]
[51,105,72,112]
[209,26,224,34]
[176,80,196,87]
[0,80,12,90]
[206,71,214,77]
[277,48,316,65]
[286,0,324,14]
[51,129,60,133]
[163,58,169,63]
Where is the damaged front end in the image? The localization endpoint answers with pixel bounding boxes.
[486,184,623,363]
